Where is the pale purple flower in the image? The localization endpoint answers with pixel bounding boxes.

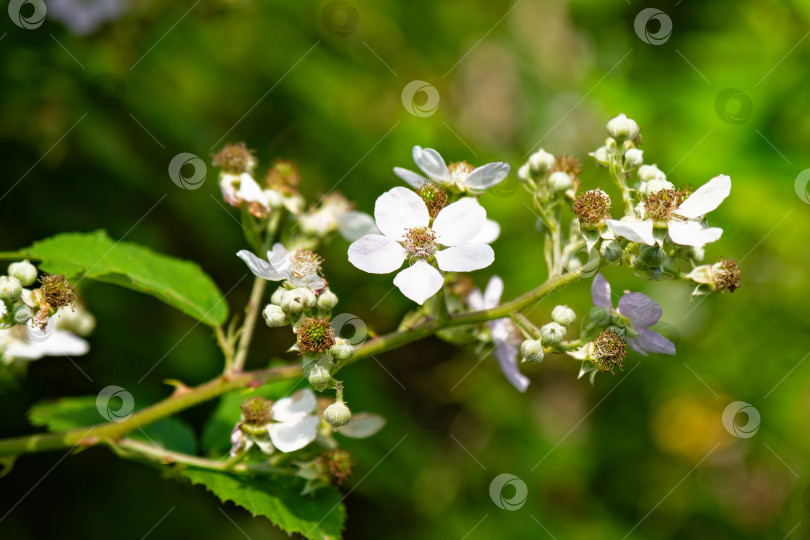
[394,146,510,193]
[48,0,128,35]
[591,274,676,356]
[347,187,494,305]
[468,276,529,392]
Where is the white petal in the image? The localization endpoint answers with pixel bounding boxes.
[5,330,89,360]
[374,187,429,240]
[267,415,319,452]
[272,388,317,422]
[252,433,276,454]
[668,220,723,247]
[469,219,500,244]
[483,275,504,308]
[393,167,429,189]
[432,198,487,247]
[393,260,444,304]
[412,146,451,184]
[336,413,386,439]
[337,211,380,242]
[235,173,268,205]
[219,174,240,206]
[237,250,287,281]
[348,234,407,274]
[467,289,484,311]
[677,174,731,219]
[464,162,510,190]
[605,219,655,246]
[435,243,494,272]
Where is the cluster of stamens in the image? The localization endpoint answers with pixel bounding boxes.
[644,189,686,222]
[212,142,256,174]
[323,449,353,486]
[402,227,436,259]
[448,161,474,184]
[264,159,301,192]
[289,250,323,279]
[592,329,627,373]
[40,274,76,309]
[554,155,582,179]
[417,183,448,218]
[714,258,741,293]
[297,317,336,353]
[241,397,273,426]
[573,190,611,225]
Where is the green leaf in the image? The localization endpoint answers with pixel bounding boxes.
[180,469,345,540]
[28,396,196,453]
[17,230,227,326]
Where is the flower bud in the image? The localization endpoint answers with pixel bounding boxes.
[518,163,531,183]
[330,338,354,361]
[590,146,611,167]
[323,401,352,430]
[639,245,666,267]
[529,149,556,173]
[8,260,37,287]
[270,286,285,305]
[600,240,623,263]
[623,148,643,169]
[317,289,339,311]
[281,288,316,314]
[307,362,333,389]
[606,113,639,141]
[0,276,22,302]
[639,178,674,198]
[589,306,611,326]
[638,164,666,183]
[551,305,577,327]
[548,171,573,193]
[263,304,287,327]
[540,322,566,345]
[519,339,545,364]
[13,304,33,324]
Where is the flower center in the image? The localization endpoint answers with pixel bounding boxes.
[402,226,436,258]
[289,250,322,278]
[448,161,474,185]
[573,190,611,225]
[241,397,273,425]
[714,258,741,293]
[297,316,336,353]
[416,184,447,218]
[643,189,685,222]
[212,142,257,174]
[39,274,76,309]
[592,329,627,373]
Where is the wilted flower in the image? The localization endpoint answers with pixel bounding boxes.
[685,258,742,297]
[394,146,510,193]
[230,390,320,455]
[299,193,353,236]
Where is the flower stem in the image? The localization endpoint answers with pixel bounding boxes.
[230,276,267,373]
[608,158,635,216]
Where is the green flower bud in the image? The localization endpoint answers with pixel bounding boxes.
[638,164,666,183]
[551,305,577,327]
[13,304,33,324]
[307,362,332,389]
[623,148,643,169]
[518,163,531,183]
[590,146,611,167]
[519,339,545,364]
[548,171,573,192]
[8,260,37,287]
[263,304,287,327]
[0,276,22,302]
[540,322,566,346]
[323,401,352,430]
[280,288,316,314]
[639,245,666,267]
[270,286,285,305]
[317,289,339,311]
[589,306,611,326]
[599,240,623,263]
[330,338,354,361]
[529,149,556,173]
[639,178,674,199]
[606,113,639,141]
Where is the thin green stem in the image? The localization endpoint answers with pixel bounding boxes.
[608,156,635,216]
[231,276,267,373]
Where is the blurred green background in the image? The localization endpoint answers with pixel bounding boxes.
[2,0,810,538]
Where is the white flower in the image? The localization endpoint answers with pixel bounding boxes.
[229,389,321,455]
[299,193,353,236]
[339,211,499,245]
[606,174,731,247]
[393,146,510,193]
[220,173,269,212]
[0,319,89,363]
[467,276,529,392]
[348,187,494,304]
[238,244,326,291]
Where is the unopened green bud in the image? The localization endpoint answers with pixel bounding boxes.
[639,245,666,267]
[551,305,577,327]
[270,286,285,305]
[623,148,643,169]
[281,288,316,314]
[600,240,623,263]
[13,304,33,324]
[518,163,531,183]
[263,304,287,327]
[548,171,573,192]
[638,164,666,183]
[639,178,674,198]
[529,149,556,173]
[519,339,544,363]
[540,322,566,345]
[317,289,338,311]
[0,276,22,302]
[8,260,37,287]
[330,338,354,361]
[589,306,611,326]
[591,146,610,167]
[307,362,332,389]
[323,401,352,430]
[606,113,639,141]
